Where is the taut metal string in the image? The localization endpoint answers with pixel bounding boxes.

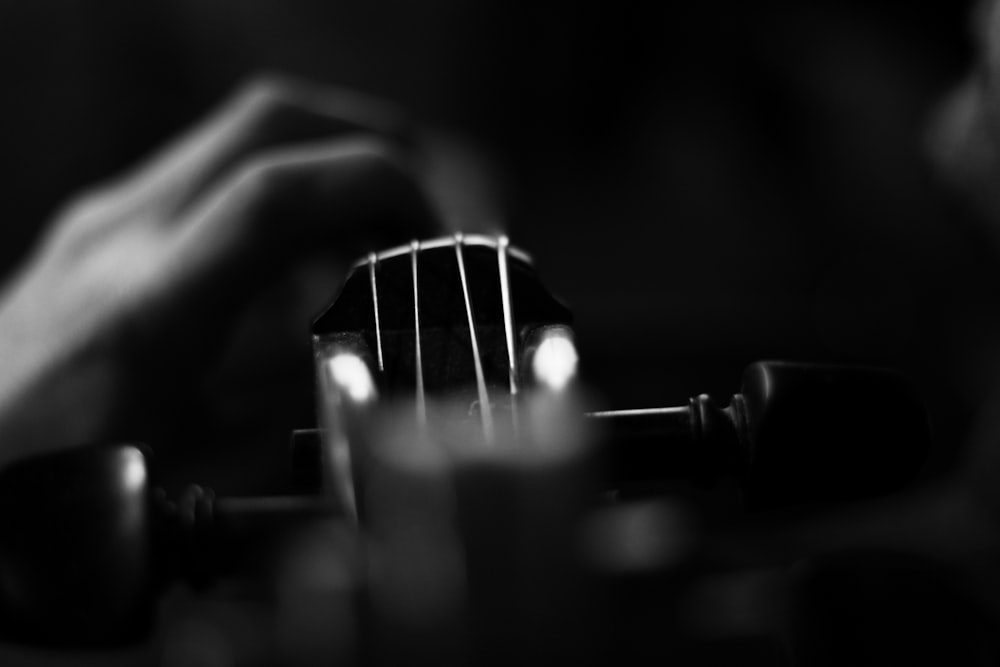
[410,240,426,425]
[454,233,494,441]
[497,235,519,429]
[368,253,384,373]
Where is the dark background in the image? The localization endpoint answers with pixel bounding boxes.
[0,0,987,488]
[0,1,995,664]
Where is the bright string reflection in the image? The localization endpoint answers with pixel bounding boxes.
[532,332,579,391]
[326,353,377,403]
[122,449,147,492]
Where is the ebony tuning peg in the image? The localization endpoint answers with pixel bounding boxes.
[0,444,156,647]
[590,361,929,511]
[0,443,340,648]
[289,361,929,511]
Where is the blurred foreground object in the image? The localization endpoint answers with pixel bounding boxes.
[0,235,935,665]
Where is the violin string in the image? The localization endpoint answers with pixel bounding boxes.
[411,240,426,426]
[368,253,384,373]
[497,235,519,430]
[454,233,494,442]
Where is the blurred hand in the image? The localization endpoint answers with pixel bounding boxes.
[0,75,448,470]
[928,0,1000,229]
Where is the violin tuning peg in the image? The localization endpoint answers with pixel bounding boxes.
[0,444,158,647]
[591,361,929,512]
[739,361,929,511]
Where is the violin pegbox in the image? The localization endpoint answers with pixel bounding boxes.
[311,234,578,516]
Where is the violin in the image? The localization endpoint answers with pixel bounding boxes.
[0,234,931,663]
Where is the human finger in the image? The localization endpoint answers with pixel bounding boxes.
[415,129,508,234]
[95,74,413,220]
[162,135,438,310]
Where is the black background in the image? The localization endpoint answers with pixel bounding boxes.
[0,1,996,664]
[0,0,986,491]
